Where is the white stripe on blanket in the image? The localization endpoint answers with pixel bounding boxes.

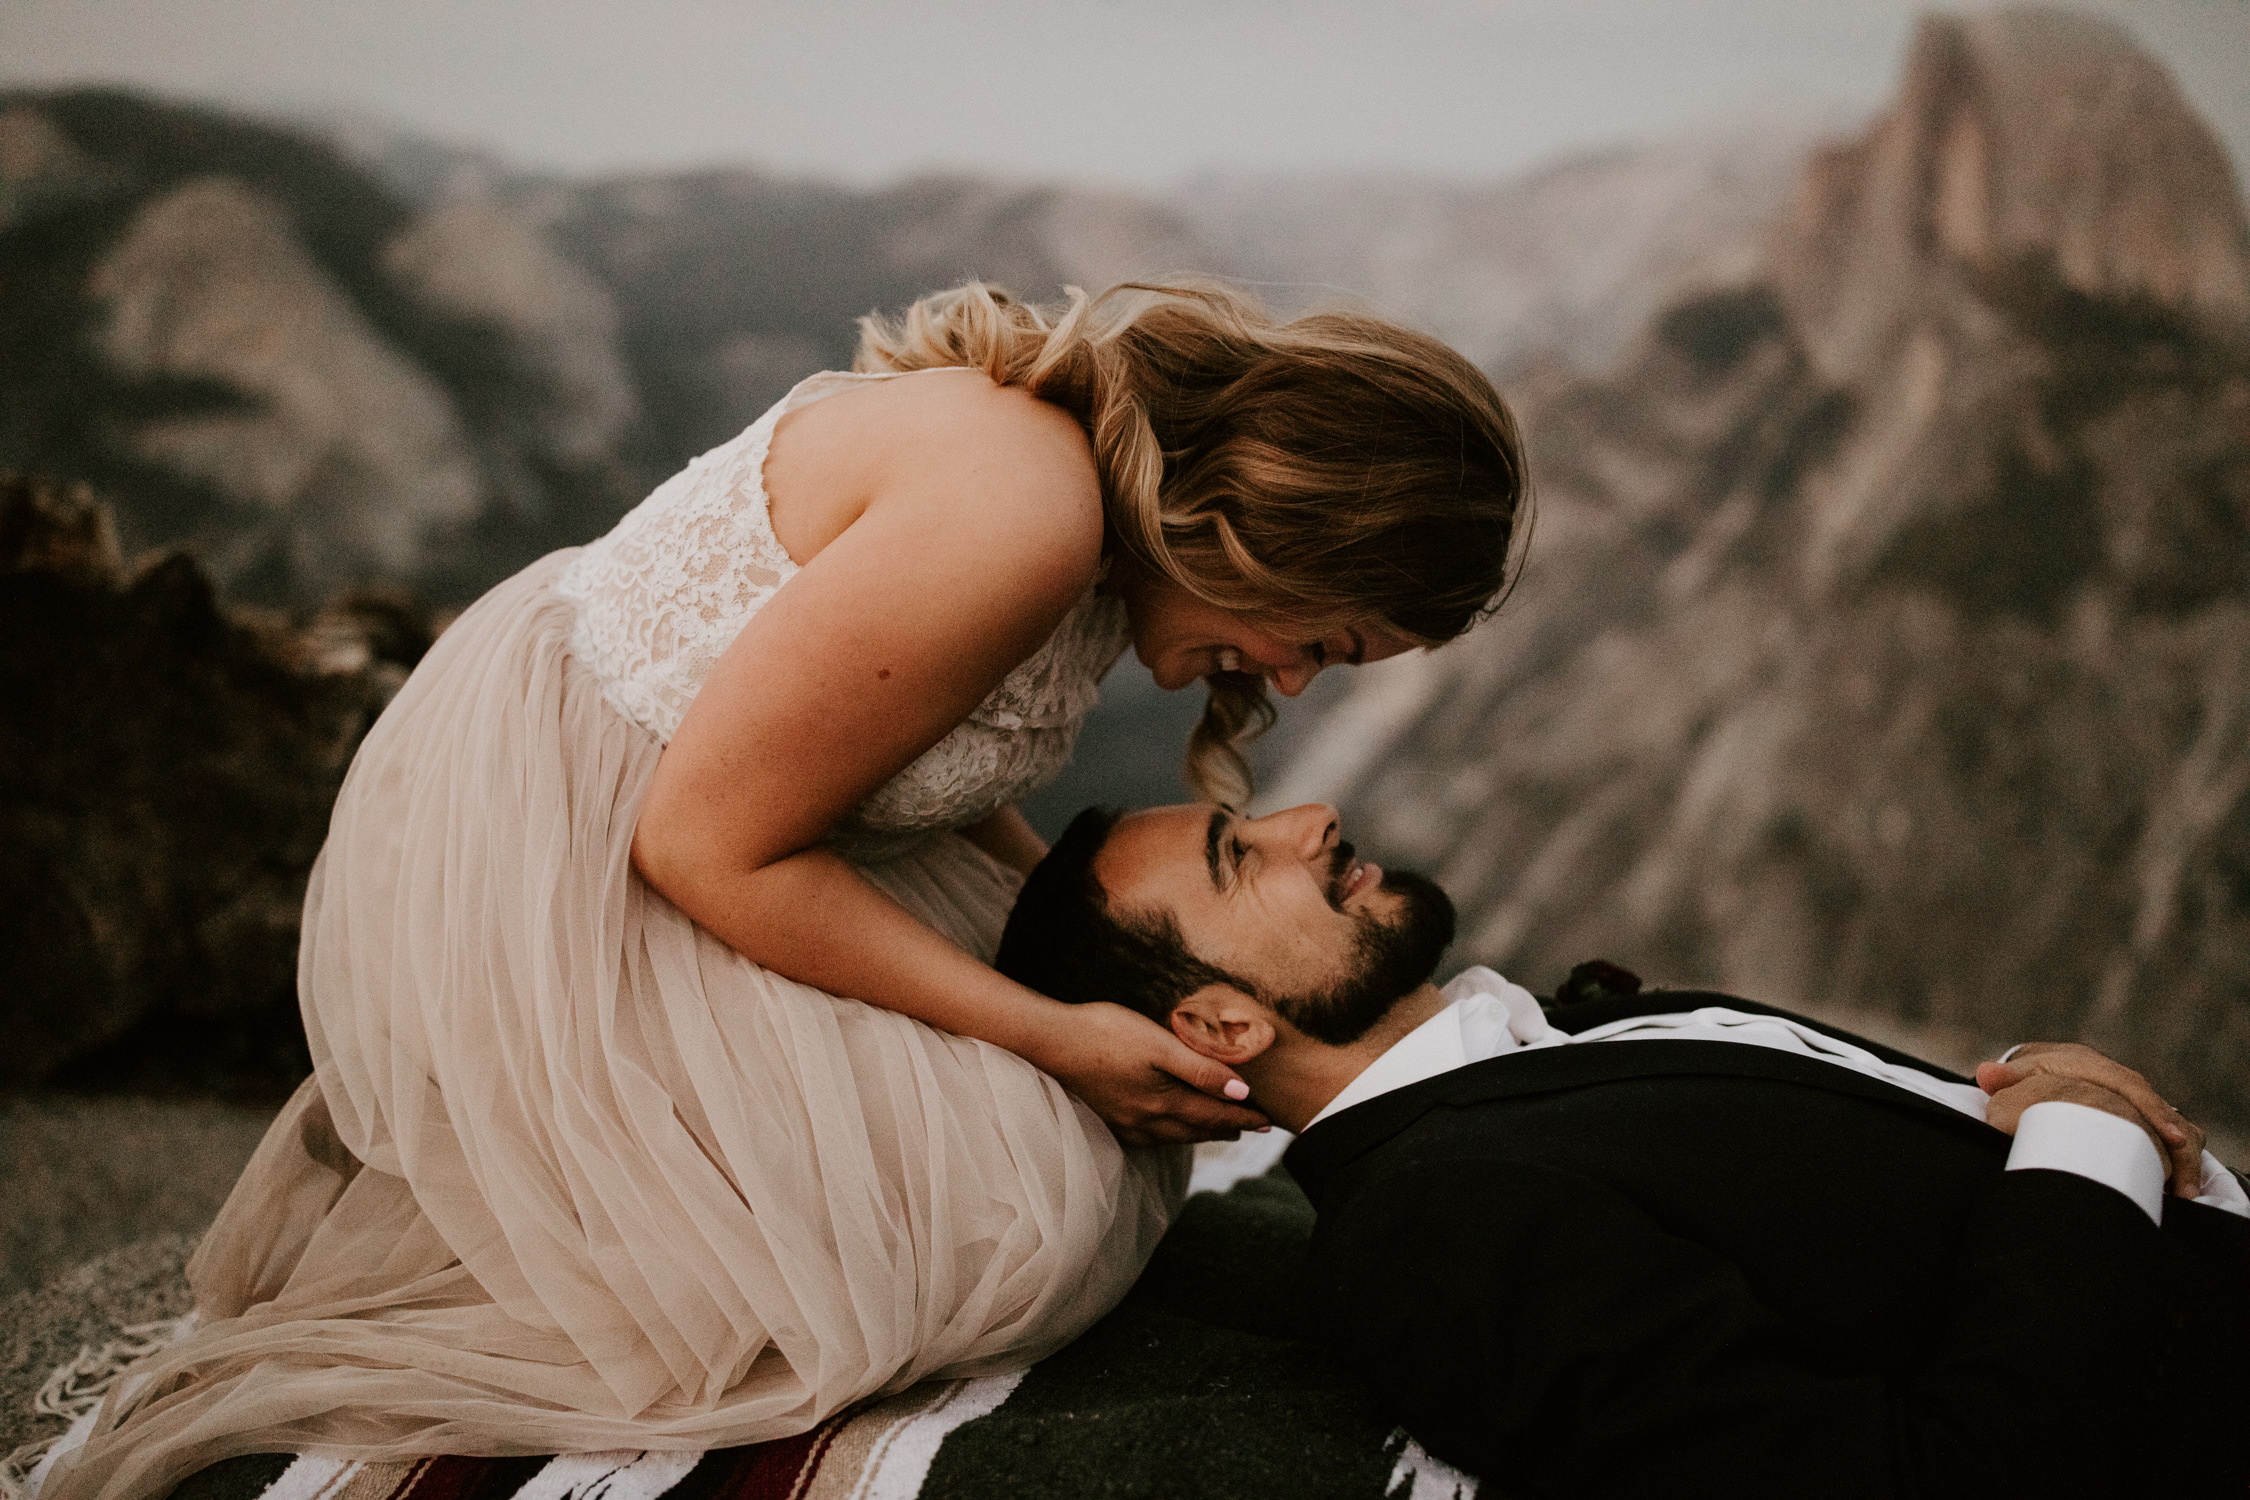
[15,1317,200,1500]
[844,1374,1024,1500]
[19,1409,96,1500]
[259,1456,358,1500]
[512,1450,702,1500]
[1187,1132,1293,1196]
[1384,1430,1477,1500]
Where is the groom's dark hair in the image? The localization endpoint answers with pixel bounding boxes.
[995,806,1246,1024]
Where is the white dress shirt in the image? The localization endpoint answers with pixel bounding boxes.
[1304,967,2250,1226]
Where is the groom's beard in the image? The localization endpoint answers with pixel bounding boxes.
[1274,865,1457,1047]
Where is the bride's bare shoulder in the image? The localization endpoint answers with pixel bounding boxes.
[766,367,1101,569]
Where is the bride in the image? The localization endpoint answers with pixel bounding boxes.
[45,281,1527,1500]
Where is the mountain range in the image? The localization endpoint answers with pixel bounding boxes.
[1,8,2244,1134]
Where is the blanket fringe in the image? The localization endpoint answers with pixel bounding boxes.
[1,1317,194,1500]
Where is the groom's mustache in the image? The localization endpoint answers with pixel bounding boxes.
[1326,840,1358,908]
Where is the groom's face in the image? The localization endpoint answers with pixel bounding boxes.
[1093,803,1455,1044]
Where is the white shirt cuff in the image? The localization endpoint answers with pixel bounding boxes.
[2005,1100,2165,1224]
[2193,1152,2250,1219]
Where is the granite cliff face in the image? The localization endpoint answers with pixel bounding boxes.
[0,95,1229,609]
[381,195,637,471]
[0,91,633,608]
[91,175,485,596]
[0,477,427,1093]
[1271,11,2250,1127]
[517,170,1216,496]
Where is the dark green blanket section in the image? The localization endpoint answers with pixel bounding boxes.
[918,1170,1402,1499]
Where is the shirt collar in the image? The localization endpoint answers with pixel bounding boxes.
[1302,967,1562,1129]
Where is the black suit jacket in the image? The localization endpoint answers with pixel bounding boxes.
[1284,990,2250,1500]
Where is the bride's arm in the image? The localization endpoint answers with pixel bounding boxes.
[660,842,1257,1143]
[631,377,1263,1143]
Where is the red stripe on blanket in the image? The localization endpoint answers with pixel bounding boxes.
[392,1457,510,1500]
[312,1416,860,1500]
[706,1411,852,1500]
[372,1453,558,1500]
[388,1458,445,1500]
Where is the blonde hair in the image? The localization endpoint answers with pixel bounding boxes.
[856,280,1529,805]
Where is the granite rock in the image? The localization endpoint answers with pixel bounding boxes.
[0,478,421,1092]
[1270,12,2250,1133]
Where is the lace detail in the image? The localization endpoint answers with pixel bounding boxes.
[555,370,1130,862]
[555,383,806,743]
[829,587,1126,860]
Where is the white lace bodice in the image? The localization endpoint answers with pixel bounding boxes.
[554,370,1129,861]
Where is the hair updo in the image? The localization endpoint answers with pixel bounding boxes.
[855,280,1529,806]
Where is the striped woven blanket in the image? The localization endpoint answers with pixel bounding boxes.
[152,1151,1479,1500]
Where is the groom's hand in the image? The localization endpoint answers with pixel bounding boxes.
[1979,1043,2206,1195]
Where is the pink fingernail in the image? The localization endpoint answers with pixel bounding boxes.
[1256,1125,1273,1133]
[1224,1079,1250,1101]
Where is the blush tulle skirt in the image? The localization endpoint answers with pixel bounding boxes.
[46,552,1185,1500]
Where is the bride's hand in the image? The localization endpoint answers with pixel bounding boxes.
[1031,1001,1270,1145]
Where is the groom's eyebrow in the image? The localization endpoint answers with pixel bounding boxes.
[1204,809,1230,891]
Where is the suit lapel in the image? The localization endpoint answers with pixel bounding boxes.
[1286,1032,2000,1203]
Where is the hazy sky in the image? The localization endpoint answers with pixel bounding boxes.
[3,1,2245,190]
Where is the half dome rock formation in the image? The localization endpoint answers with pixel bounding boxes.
[1776,9,2250,386]
[1270,10,2250,1130]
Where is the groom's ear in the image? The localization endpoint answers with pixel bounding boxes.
[1168,985,1276,1065]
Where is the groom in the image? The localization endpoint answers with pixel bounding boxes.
[994,802,2250,1500]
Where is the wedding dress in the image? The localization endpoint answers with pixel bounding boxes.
[46,371,1186,1500]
